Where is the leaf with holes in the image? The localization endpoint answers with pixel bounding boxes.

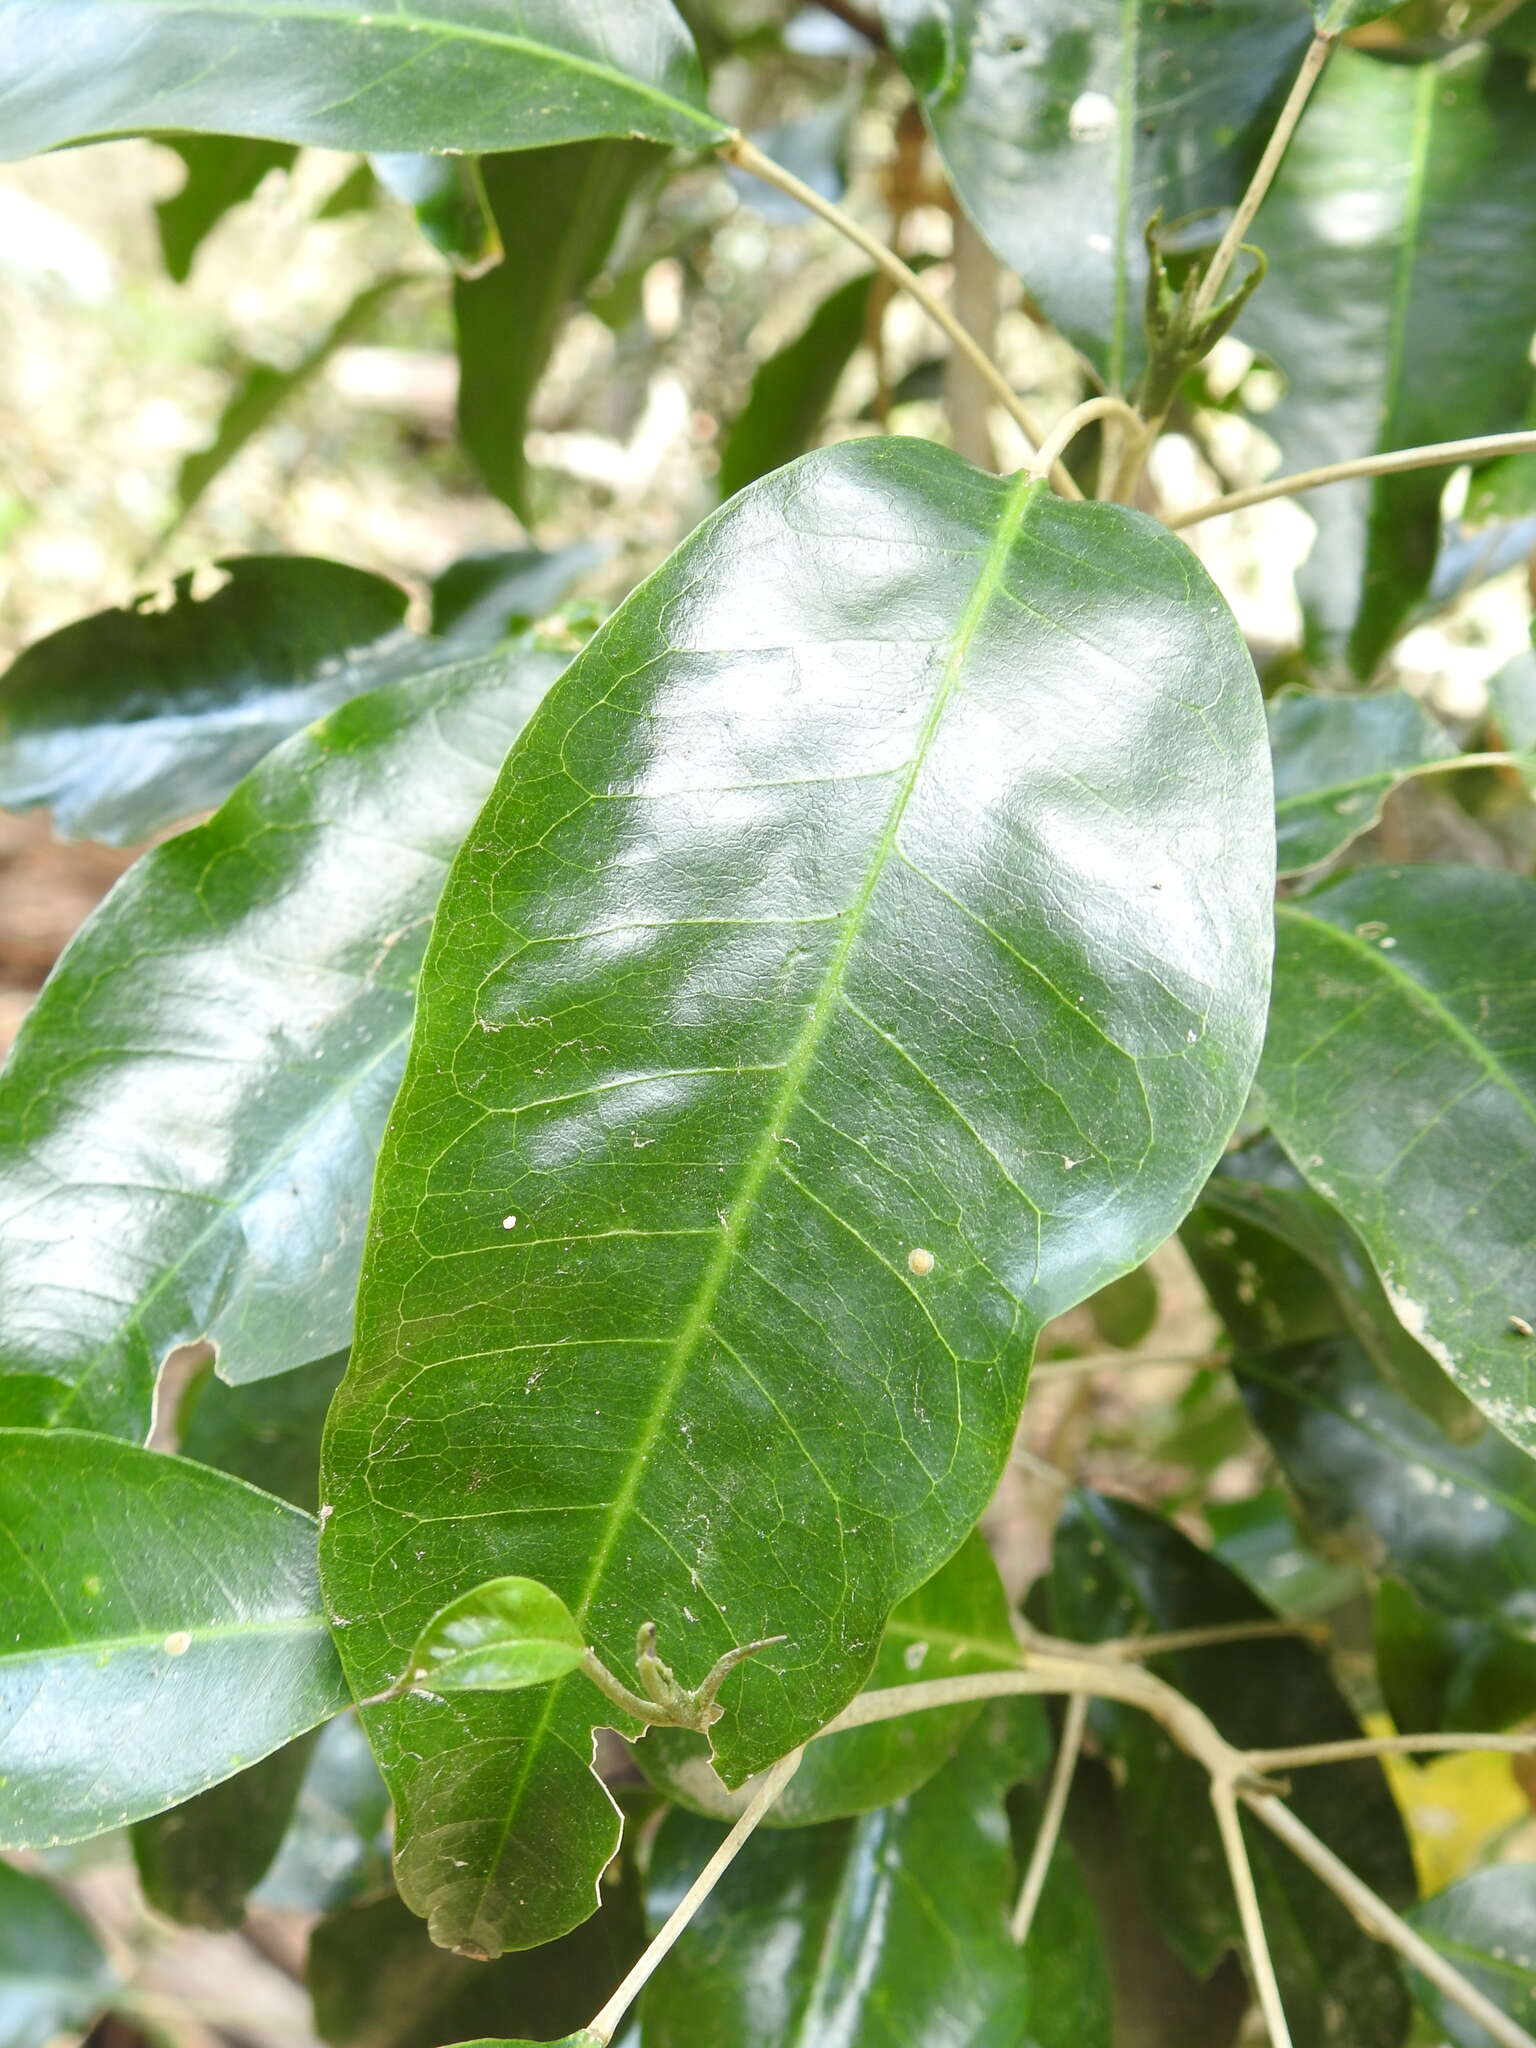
[320,437,1273,1954]
[1260,865,1536,1455]
[0,643,562,1440]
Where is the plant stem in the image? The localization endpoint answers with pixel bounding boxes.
[722,134,1079,496]
[1170,429,1536,530]
[1190,33,1333,326]
[1247,1730,1536,1772]
[1026,395,1146,487]
[1245,1794,1536,2048]
[1103,1618,1324,1661]
[1030,1348,1223,1379]
[1212,1777,1294,2048]
[586,1746,804,2044]
[1010,1691,1088,1945]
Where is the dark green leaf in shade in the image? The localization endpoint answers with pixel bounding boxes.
[1260,865,1536,1454]
[1051,1491,1416,2045]
[406,1578,588,1695]
[1241,47,1536,677]
[882,0,1312,386]
[131,1731,318,1928]
[1085,1262,1159,1350]
[0,1431,347,1847]
[0,2,726,161]
[1407,1865,1536,2048]
[0,1859,115,2048]
[640,1707,1034,2048]
[253,1713,392,1913]
[371,154,501,275]
[717,271,873,499]
[636,1530,1048,1828]
[0,644,562,1441]
[1207,1485,1364,1619]
[1375,1576,1536,1738]
[1269,686,1460,876]
[431,546,606,650]
[177,1353,348,1513]
[309,1880,642,2045]
[0,554,422,844]
[175,274,408,524]
[320,440,1274,1954]
[456,142,661,522]
[154,135,296,281]
[1008,1784,1114,2048]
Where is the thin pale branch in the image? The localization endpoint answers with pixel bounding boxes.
[1212,1777,1294,2048]
[1102,1618,1325,1661]
[1027,395,1146,486]
[1170,429,1536,530]
[1248,1730,1536,1772]
[721,134,1079,496]
[1010,1692,1088,1944]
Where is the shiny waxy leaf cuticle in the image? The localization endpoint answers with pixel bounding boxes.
[322,436,1273,1955]
[405,1577,588,1696]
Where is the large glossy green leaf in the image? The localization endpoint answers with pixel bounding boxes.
[636,1529,1046,1828]
[641,1706,1034,2048]
[254,1713,392,1913]
[1242,46,1536,677]
[1051,1492,1416,2044]
[155,135,296,280]
[131,1731,318,1928]
[456,142,659,522]
[321,439,1274,1955]
[178,1352,348,1513]
[718,272,873,500]
[0,1431,346,1847]
[309,1881,642,2046]
[0,642,562,1441]
[0,2,726,161]
[0,554,430,844]
[1407,1866,1536,2048]
[0,1860,115,2048]
[882,0,1312,386]
[1260,865,1536,1454]
[1269,686,1461,876]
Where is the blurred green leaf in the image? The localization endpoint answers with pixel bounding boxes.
[154,134,295,280]
[1408,1866,1536,2048]
[431,545,606,649]
[1207,1485,1363,1618]
[370,153,501,275]
[1085,1262,1159,1350]
[178,1353,348,1514]
[131,1731,318,1928]
[1009,1783,1114,2048]
[718,271,873,498]
[254,1714,392,1914]
[1269,686,1462,875]
[0,1860,115,2048]
[1376,1575,1536,1736]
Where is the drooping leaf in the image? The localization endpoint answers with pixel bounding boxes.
[1051,1491,1416,2045]
[321,439,1274,1955]
[406,1578,588,1696]
[640,1706,1035,2048]
[1241,46,1536,677]
[1269,686,1461,875]
[0,642,563,1441]
[154,134,295,281]
[0,554,429,845]
[456,142,660,522]
[371,154,500,275]
[131,1730,318,1928]
[0,1430,347,1847]
[636,1529,1047,1829]
[1407,1866,1536,2048]
[309,1880,642,2045]
[718,271,874,499]
[1260,865,1536,1455]
[0,1860,116,2048]
[431,545,606,649]
[882,0,1313,387]
[0,2,727,161]
[175,273,408,525]
[253,1713,392,1913]
[178,1352,348,1513]
[1375,1575,1536,1737]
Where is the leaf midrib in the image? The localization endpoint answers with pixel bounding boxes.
[0,1613,334,1667]
[458,470,1046,1948]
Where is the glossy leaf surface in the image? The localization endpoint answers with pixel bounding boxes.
[432,546,605,649]
[1407,1866,1536,2047]
[1008,1785,1114,2048]
[407,1577,587,1695]
[254,1713,392,1912]
[310,1883,641,2046]
[1261,866,1536,1454]
[131,1731,317,1928]
[0,1,726,160]
[1242,47,1536,676]
[321,440,1273,1954]
[1052,1492,1415,2042]
[636,1529,1045,1828]
[178,1352,348,1513]
[641,1708,1033,2048]
[0,554,424,844]
[0,643,561,1440]
[883,0,1311,385]
[1269,686,1460,875]
[0,1430,346,1846]
[718,271,873,499]
[456,142,659,521]
[0,1860,115,2048]
[155,134,295,280]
